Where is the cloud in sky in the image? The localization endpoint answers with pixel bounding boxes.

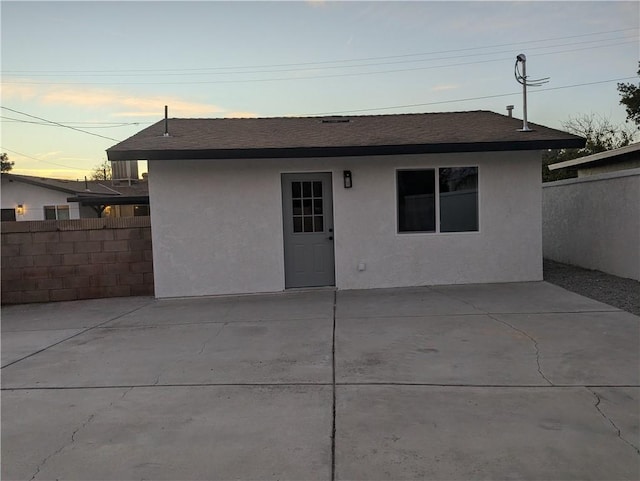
[1,84,39,100]
[432,84,459,92]
[41,88,223,118]
[2,81,255,118]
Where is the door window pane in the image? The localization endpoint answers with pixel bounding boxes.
[303,216,313,232]
[303,199,312,215]
[292,199,302,216]
[293,217,302,233]
[314,216,323,232]
[313,181,322,197]
[302,182,312,198]
[292,182,301,198]
[439,167,478,232]
[397,170,435,232]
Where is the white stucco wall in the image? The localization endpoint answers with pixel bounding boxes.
[1,178,81,221]
[148,150,543,298]
[543,168,640,281]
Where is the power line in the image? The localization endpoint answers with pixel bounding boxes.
[3,35,635,78]
[3,27,636,75]
[0,147,88,171]
[4,39,636,87]
[303,77,638,116]
[0,107,121,142]
[0,116,148,129]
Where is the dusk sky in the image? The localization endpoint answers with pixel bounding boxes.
[1,1,638,179]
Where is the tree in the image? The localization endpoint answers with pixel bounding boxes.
[91,160,112,181]
[617,63,640,127]
[1,153,14,172]
[542,114,635,182]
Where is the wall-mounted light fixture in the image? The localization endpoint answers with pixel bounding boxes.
[343,170,352,189]
[16,204,24,216]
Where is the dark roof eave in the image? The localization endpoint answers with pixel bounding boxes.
[107,138,586,161]
[67,195,150,206]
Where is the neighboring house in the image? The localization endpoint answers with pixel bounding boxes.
[547,142,640,177]
[1,174,119,221]
[67,179,150,218]
[543,143,640,280]
[1,173,149,221]
[107,111,583,299]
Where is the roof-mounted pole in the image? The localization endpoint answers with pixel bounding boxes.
[514,54,549,132]
[163,105,169,137]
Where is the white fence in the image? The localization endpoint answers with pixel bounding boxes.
[542,168,640,281]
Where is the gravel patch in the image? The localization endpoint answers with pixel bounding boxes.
[543,259,640,316]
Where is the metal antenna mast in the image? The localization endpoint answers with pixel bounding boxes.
[514,54,549,131]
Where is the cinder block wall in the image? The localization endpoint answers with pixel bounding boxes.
[543,168,640,281]
[1,217,154,304]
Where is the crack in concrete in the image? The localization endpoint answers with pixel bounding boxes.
[488,314,554,386]
[197,322,227,355]
[28,385,135,479]
[29,412,96,480]
[429,287,554,387]
[587,388,640,456]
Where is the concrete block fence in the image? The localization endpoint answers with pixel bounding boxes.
[1,217,154,304]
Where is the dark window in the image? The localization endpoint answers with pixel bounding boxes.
[57,206,70,220]
[44,205,70,220]
[439,167,478,232]
[397,170,435,232]
[133,205,150,216]
[1,208,16,222]
[44,206,57,220]
[398,167,479,234]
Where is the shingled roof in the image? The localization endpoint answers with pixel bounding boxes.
[2,173,121,196]
[107,111,585,161]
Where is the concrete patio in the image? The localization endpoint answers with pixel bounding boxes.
[2,282,639,480]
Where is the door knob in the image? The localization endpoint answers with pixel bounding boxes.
[328,236,333,240]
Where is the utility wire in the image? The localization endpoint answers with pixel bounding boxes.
[3,27,636,74]
[5,39,636,86]
[3,35,635,78]
[0,116,148,128]
[2,76,635,174]
[0,107,121,142]
[302,77,638,116]
[0,147,88,171]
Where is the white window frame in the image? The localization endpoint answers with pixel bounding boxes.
[43,205,70,220]
[396,166,480,235]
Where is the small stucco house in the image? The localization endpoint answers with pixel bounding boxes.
[1,173,150,221]
[107,111,583,298]
[547,142,640,177]
[1,174,118,221]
